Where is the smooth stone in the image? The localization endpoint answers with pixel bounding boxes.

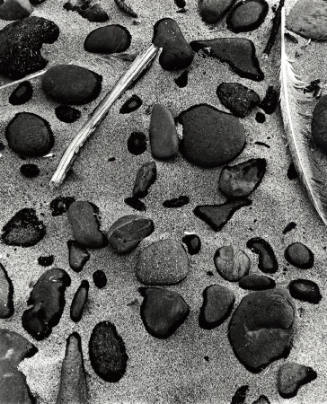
[287,0,327,41]
[198,0,236,24]
[42,64,102,105]
[56,332,88,404]
[288,279,322,304]
[93,270,107,289]
[55,105,81,123]
[37,255,54,267]
[175,0,186,8]
[252,395,270,404]
[194,199,252,231]
[287,162,298,180]
[199,284,235,329]
[68,201,107,249]
[6,112,54,157]
[84,24,131,54]
[139,287,190,338]
[132,161,157,198]
[231,385,249,404]
[260,86,279,114]
[0,263,14,318]
[20,163,40,178]
[89,321,128,382]
[228,289,296,372]
[9,81,32,105]
[150,104,179,160]
[0,0,32,20]
[255,112,266,123]
[277,362,317,398]
[1,208,46,247]
[152,18,194,70]
[284,242,314,269]
[22,268,71,340]
[178,104,246,168]
[182,234,201,255]
[214,245,250,281]
[70,280,89,323]
[127,131,147,155]
[0,329,37,404]
[50,196,75,216]
[174,70,188,88]
[311,95,327,154]
[191,38,264,81]
[120,94,142,114]
[217,82,260,118]
[77,3,109,22]
[0,16,59,79]
[124,196,146,212]
[227,0,268,33]
[136,239,189,285]
[239,274,276,290]
[283,222,297,234]
[163,195,189,208]
[218,158,267,199]
[246,237,278,273]
[107,215,154,254]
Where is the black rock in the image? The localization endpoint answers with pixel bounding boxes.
[77,3,109,22]
[55,105,81,123]
[89,321,128,382]
[163,195,189,208]
[20,164,40,178]
[246,237,278,273]
[37,255,54,267]
[9,81,33,105]
[68,240,90,272]
[84,24,131,54]
[22,268,71,340]
[260,86,279,114]
[231,385,249,404]
[277,362,317,398]
[120,95,142,114]
[288,279,322,304]
[132,161,157,198]
[124,196,146,211]
[191,37,264,81]
[2,208,46,247]
[50,196,75,216]
[0,262,14,318]
[182,234,201,255]
[70,280,89,323]
[239,274,276,290]
[127,132,147,155]
[283,222,297,234]
[284,242,314,269]
[93,270,107,288]
[174,70,188,88]
[287,162,298,180]
[175,0,186,8]
[198,0,236,24]
[227,0,269,33]
[0,0,32,20]
[217,82,260,117]
[255,112,266,123]
[312,95,327,154]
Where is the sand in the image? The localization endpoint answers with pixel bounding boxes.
[0,0,327,403]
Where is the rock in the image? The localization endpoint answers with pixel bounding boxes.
[255,112,266,123]
[9,81,33,105]
[127,132,147,155]
[70,280,89,323]
[217,82,260,118]
[239,274,276,290]
[288,279,322,304]
[163,195,189,208]
[132,161,157,198]
[246,237,278,273]
[175,0,186,8]
[199,284,235,329]
[0,16,59,79]
[277,362,317,398]
[20,163,40,178]
[0,329,37,404]
[89,321,128,382]
[56,332,88,404]
[6,112,54,157]
[287,162,298,180]
[194,199,252,231]
[107,215,154,254]
[0,263,14,318]
[174,70,188,88]
[149,104,179,160]
[198,0,235,24]
[260,86,279,114]
[286,0,327,41]
[227,0,268,33]
[228,289,296,372]
[311,95,327,154]
[136,239,189,285]
[178,104,246,168]
[84,25,131,54]
[42,64,102,105]
[68,240,90,272]
[284,242,314,269]
[77,3,109,22]
[139,287,190,338]
[55,105,81,123]
[124,197,146,212]
[37,255,54,267]
[50,196,75,216]
[22,268,71,340]
[2,208,46,247]
[218,158,267,199]
[152,18,194,70]
[67,201,107,249]
[283,222,297,234]
[182,234,201,255]
[120,95,142,114]
[191,37,264,81]
[0,0,32,20]
[252,395,270,404]
[93,270,107,289]
[214,245,250,281]
[231,385,249,404]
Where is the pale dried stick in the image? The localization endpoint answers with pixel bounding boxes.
[0,68,47,90]
[50,44,159,188]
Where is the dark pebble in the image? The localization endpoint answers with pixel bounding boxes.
[93,270,107,289]
[70,280,89,323]
[285,242,314,269]
[227,0,269,33]
[68,240,90,272]
[108,156,116,161]
[175,0,186,8]
[0,141,5,151]
[2,208,46,247]
[89,321,128,382]
[0,262,14,318]
[239,274,276,290]
[255,112,266,123]
[6,112,54,157]
[77,3,109,22]
[260,86,279,114]
[287,162,298,180]
[198,0,236,24]
[283,222,297,234]
[9,81,33,105]
[50,196,75,216]
[124,196,146,211]
[0,0,32,20]
[120,95,142,114]
[231,385,249,404]
[55,105,81,123]
[252,395,270,404]
[214,245,250,281]
[311,95,327,154]
[246,237,278,273]
[127,132,147,155]
[163,195,189,208]
[182,234,201,255]
[20,164,40,178]
[277,362,317,398]
[22,268,71,340]
[174,70,188,88]
[132,161,157,198]
[84,24,131,54]
[288,279,322,304]
[37,255,54,267]
[255,141,270,148]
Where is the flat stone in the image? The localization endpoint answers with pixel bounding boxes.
[288,279,322,304]
[284,242,314,269]
[246,237,278,273]
[214,245,250,281]
[0,263,14,318]
[136,239,189,285]
[55,105,81,123]
[311,95,327,154]
[277,362,317,398]
[163,195,189,208]
[182,234,201,255]
[239,274,276,290]
[9,81,33,105]
[132,161,157,198]
[227,0,268,33]
[198,0,236,24]
[84,24,131,54]
[70,280,89,323]
[68,240,90,272]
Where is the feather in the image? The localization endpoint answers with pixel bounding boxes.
[280,7,327,225]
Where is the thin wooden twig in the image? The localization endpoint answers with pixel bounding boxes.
[0,68,47,90]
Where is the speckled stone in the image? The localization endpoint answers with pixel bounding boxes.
[214,245,250,281]
[277,362,317,398]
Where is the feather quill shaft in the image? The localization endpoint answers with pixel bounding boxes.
[280,8,327,225]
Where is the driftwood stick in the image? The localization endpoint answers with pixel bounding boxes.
[263,0,285,55]
[0,68,47,90]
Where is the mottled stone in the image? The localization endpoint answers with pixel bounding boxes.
[182,234,201,255]
[132,161,157,198]
[284,242,314,269]
[277,362,317,398]
[214,245,250,281]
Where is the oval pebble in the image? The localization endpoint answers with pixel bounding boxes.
[214,245,250,281]
[20,163,40,178]
[239,274,276,290]
[182,234,201,255]
[127,132,147,155]
[311,95,327,154]
[77,3,109,22]
[288,279,322,304]
[120,95,142,114]
[284,242,314,269]
[163,195,189,208]
[132,161,157,198]
[37,255,54,267]
[9,81,32,105]
[227,0,268,33]
[0,263,14,318]
[70,280,89,323]
[124,197,146,212]
[84,25,131,54]
[198,0,236,24]
[93,270,107,289]
[247,237,278,273]
[55,105,81,123]
[50,196,75,216]
[277,362,317,398]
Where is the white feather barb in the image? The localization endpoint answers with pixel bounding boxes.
[280,8,327,225]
